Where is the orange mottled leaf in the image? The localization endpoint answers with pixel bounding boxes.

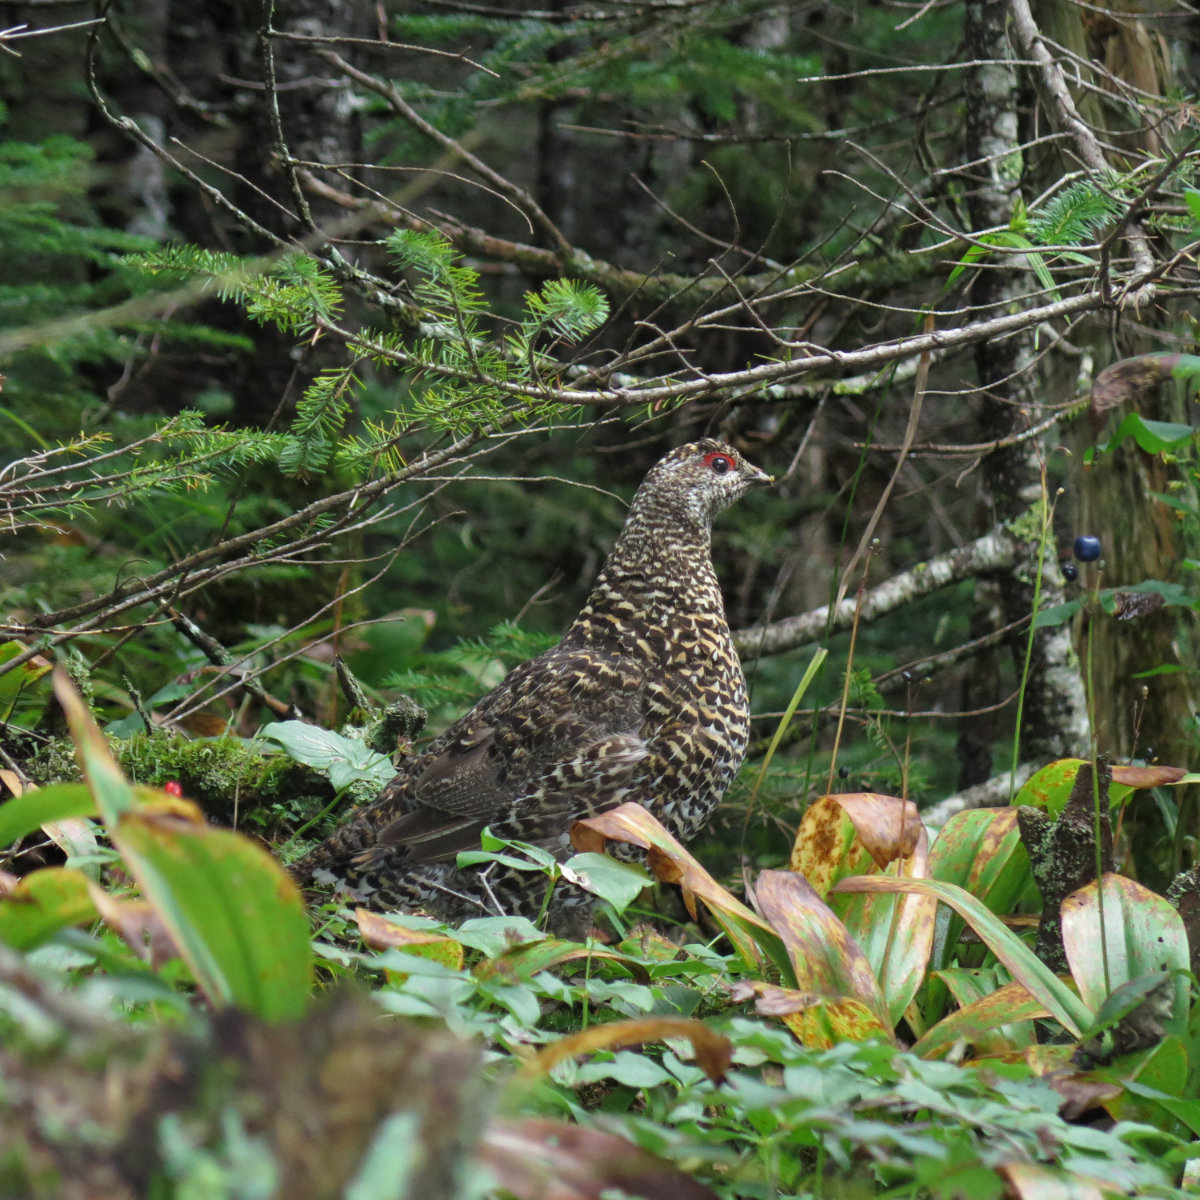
[530,1017,733,1083]
[754,869,892,1043]
[913,977,1049,1059]
[573,803,789,977]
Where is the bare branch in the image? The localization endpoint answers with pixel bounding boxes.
[734,528,1020,658]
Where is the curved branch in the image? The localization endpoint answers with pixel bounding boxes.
[734,528,1019,657]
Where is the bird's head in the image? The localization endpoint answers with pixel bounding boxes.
[631,439,774,529]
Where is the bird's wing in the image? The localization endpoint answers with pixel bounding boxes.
[367,645,651,863]
[296,643,654,875]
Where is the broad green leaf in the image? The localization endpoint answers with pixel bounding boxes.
[923,807,1035,1023]
[832,875,1094,1037]
[1061,873,1190,1038]
[114,809,312,1020]
[1033,599,1084,629]
[53,672,312,1020]
[1101,412,1193,456]
[0,782,97,848]
[928,807,1030,913]
[0,866,97,950]
[54,669,137,822]
[1186,188,1200,225]
[0,781,214,851]
[914,974,1047,1059]
[260,720,394,790]
[1122,1056,1197,1124]
[561,853,651,912]
[0,642,52,721]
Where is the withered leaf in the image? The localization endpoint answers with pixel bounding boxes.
[1090,354,1177,419]
[1110,763,1187,788]
[1111,591,1165,621]
[529,1016,732,1083]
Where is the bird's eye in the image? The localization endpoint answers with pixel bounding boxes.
[704,452,734,475]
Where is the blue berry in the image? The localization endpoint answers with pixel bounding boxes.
[1073,535,1102,562]
[1060,561,1079,582]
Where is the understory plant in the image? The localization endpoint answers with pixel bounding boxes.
[3,675,1198,1198]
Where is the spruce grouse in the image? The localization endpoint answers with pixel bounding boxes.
[293,439,772,929]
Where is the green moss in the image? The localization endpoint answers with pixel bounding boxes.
[25,731,332,828]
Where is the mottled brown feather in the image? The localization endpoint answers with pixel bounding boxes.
[292,439,771,930]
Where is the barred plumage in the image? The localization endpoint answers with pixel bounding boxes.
[293,440,772,930]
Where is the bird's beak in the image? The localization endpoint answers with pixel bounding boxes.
[749,464,774,487]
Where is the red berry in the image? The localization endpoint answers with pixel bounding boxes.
[163,780,184,797]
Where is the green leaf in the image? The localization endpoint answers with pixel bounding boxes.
[1101,412,1193,456]
[53,671,313,1020]
[914,975,1046,1059]
[1060,873,1190,1039]
[832,875,1094,1037]
[0,866,97,950]
[0,641,52,721]
[924,808,1032,1020]
[1185,188,1200,226]
[561,852,651,912]
[54,669,137,822]
[114,810,313,1020]
[0,782,97,848]
[260,720,395,790]
[1033,598,1083,629]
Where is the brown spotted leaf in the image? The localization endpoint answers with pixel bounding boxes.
[789,794,871,898]
[529,1017,733,1083]
[729,979,824,1015]
[912,978,1050,1059]
[832,792,923,867]
[573,803,789,976]
[790,794,933,1025]
[729,978,887,1046]
[1060,873,1189,1039]
[831,875,1093,1036]
[789,792,921,891]
[355,909,465,972]
[753,869,892,1045]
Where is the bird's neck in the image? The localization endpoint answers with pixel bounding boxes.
[568,514,726,641]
